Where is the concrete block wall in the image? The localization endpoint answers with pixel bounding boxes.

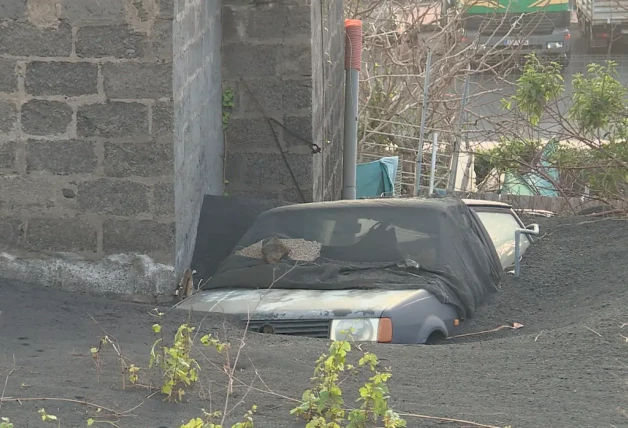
[173,0,224,280]
[0,0,344,296]
[0,0,177,295]
[312,0,345,201]
[222,0,345,202]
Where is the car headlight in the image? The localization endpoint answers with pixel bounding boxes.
[330,318,379,341]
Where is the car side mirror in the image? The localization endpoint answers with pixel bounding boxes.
[526,223,539,234]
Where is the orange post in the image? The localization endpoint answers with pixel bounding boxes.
[344,19,362,71]
[342,19,362,200]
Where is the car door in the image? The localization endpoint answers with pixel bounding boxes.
[471,207,531,270]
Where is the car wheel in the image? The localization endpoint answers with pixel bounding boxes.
[425,330,447,345]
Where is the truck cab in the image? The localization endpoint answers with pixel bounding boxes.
[456,0,572,68]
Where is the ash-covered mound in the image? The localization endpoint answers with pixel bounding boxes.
[449,216,628,342]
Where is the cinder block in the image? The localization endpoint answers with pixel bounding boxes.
[75,25,148,59]
[103,142,173,177]
[21,100,72,136]
[0,22,72,57]
[245,5,310,39]
[280,187,312,203]
[239,77,283,114]
[221,7,242,43]
[152,101,173,140]
[228,152,313,189]
[282,79,312,111]
[102,219,174,254]
[57,0,125,22]
[0,101,17,134]
[26,218,97,253]
[103,62,172,99]
[0,176,57,210]
[223,43,277,78]
[153,181,174,215]
[78,178,150,215]
[157,0,174,19]
[282,115,313,150]
[0,218,23,249]
[279,44,311,77]
[0,59,17,94]
[152,19,173,59]
[77,102,149,138]
[243,6,284,39]
[26,140,97,175]
[0,142,16,170]
[25,62,98,97]
[0,0,27,19]
[225,117,278,151]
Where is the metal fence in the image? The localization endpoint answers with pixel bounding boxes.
[357,49,628,196]
[567,54,628,77]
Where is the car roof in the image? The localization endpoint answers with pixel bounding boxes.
[260,197,515,217]
[461,198,513,209]
[262,196,465,215]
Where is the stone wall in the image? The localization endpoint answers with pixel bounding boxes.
[0,0,344,296]
[173,0,224,280]
[0,0,177,295]
[222,0,345,202]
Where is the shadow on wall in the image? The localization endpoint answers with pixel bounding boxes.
[190,195,294,282]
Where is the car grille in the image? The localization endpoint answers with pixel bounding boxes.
[244,318,331,339]
[465,12,569,36]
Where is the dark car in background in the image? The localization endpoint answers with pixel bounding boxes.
[175,197,504,344]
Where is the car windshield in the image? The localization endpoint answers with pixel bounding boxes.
[474,210,530,269]
[237,205,443,266]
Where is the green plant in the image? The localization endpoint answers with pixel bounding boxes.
[180,406,256,428]
[38,409,60,427]
[490,55,628,200]
[222,88,235,128]
[291,339,406,428]
[0,417,14,428]
[150,308,231,402]
[501,53,564,126]
[87,417,119,427]
[569,61,628,136]
[150,322,199,402]
[90,333,145,390]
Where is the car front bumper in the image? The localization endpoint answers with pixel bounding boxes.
[461,29,572,62]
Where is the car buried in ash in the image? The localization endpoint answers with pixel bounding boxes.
[174,197,537,344]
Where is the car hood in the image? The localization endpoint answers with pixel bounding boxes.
[174,288,432,319]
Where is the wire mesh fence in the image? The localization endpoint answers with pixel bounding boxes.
[358,51,628,198]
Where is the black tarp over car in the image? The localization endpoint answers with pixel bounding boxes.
[202,197,502,319]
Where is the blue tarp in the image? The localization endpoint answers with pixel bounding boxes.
[356,156,399,198]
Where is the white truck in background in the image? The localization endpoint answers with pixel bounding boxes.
[575,0,628,51]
